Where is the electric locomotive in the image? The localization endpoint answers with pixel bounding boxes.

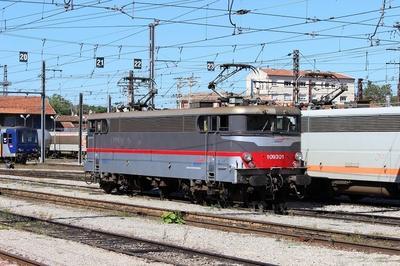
[85,105,306,212]
[302,106,400,199]
[1,127,39,164]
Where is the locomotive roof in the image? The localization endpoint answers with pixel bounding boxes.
[87,105,300,120]
[302,106,400,117]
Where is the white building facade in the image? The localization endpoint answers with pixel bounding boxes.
[246,69,355,105]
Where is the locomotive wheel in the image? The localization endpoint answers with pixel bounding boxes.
[100,182,117,194]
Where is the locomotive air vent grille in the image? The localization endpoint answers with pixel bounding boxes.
[303,115,400,132]
[117,117,184,132]
[183,116,197,132]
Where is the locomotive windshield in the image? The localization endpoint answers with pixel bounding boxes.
[18,129,38,144]
[246,115,299,133]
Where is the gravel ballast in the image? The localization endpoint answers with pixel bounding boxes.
[0,196,399,265]
[1,175,400,239]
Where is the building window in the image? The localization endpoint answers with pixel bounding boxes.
[284,94,292,101]
[284,81,292,87]
[340,96,347,102]
[271,81,277,86]
[331,84,336,88]
[299,82,306,87]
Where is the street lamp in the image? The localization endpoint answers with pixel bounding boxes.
[50,115,60,132]
[20,114,30,127]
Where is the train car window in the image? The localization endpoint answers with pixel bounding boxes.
[219,116,229,131]
[2,133,7,144]
[8,134,12,144]
[211,116,218,131]
[198,116,208,132]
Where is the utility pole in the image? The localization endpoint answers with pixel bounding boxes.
[149,20,159,108]
[386,61,400,101]
[107,95,112,113]
[357,78,363,101]
[78,93,83,165]
[0,65,11,95]
[127,70,134,106]
[40,61,46,164]
[174,75,199,108]
[292,49,300,105]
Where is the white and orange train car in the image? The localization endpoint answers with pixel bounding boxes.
[302,107,400,198]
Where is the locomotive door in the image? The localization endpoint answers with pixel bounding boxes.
[88,120,101,175]
[205,116,218,181]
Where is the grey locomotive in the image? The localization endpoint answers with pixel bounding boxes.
[84,105,306,212]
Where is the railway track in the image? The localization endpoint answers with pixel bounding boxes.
[290,208,400,227]
[0,176,99,193]
[1,188,400,255]
[0,249,44,266]
[2,175,400,228]
[0,210,268,266]
[0,168,84,181]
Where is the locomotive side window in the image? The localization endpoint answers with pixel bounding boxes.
[8,134,12,144]
[93,119,108,134]
[88,120,96,134]
[247,115,299,133]
[219,116,229,131]
[198,116,208,132]
[247,115,274,131]
[275,116,298,132]
[210,116,218,131]
[101,119,108,133]
[198,115,229,132]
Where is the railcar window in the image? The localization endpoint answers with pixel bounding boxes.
[8,134,12,144]
[2,133,7,144]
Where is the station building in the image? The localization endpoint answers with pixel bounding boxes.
[0,96,56,130]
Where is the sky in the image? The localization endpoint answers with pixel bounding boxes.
[0,0,399,108]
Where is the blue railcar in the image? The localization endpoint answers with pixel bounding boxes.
[0,127,39,164]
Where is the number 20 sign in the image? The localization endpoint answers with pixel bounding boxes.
[19,51,28,62]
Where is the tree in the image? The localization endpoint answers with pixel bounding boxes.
[363,81,392,103]
[49,94,73,115]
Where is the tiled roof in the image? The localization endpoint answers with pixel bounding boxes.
[260,68,354,80]
[57,115,79,122]
[0,96,56,115]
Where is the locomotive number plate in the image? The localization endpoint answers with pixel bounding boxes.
[266,154,285,160]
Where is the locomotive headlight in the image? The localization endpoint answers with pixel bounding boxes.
[242,152,253,162]
[295,152,303,161]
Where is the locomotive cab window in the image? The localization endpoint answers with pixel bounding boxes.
[90,119,109,134]
[247,115,299,133]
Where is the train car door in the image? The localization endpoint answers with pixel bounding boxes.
[5,128,16,157]
[205,116,218,182]
[0,130,4,157]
